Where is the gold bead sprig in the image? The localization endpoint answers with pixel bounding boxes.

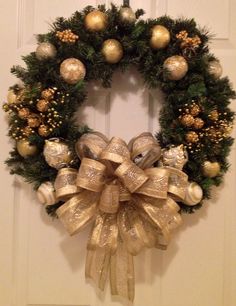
[56,29,79,43]
[176,30,201,57]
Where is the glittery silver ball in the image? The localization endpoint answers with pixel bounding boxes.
[36,42,57,61]
[208,60,223,79]
[60,58,86,84]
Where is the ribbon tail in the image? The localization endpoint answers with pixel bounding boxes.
[85,248,111,291]
[110,241,135,302]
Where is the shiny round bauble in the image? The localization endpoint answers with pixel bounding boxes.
[180,114,194,127]
[38,124,50,137]
[60,58,86,84]
[185,131,199,143]
[27,114,41,128]
[163,55,188,80]
[208,60,223,79]
[16,139,38,158]
[37,181,57,205]
[7,90,18,104]
[160,144,188,170]
[84,10,108,31]
[43,138,73,169]
[209,109,219,121]
[41,88,55,100]
[189,104,201,117]
[150,25,170,49]
[119,7,136,24]
[184,182,203,206]
[18,108,30,120]
[35,42,57,61]
[37,99,49,112]
[101,39,124,64]
[193,117,204,129]
[202,161,221,178]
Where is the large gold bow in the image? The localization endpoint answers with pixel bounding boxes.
[55,132,188,301]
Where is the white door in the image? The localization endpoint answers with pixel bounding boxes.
[1,1,236,306]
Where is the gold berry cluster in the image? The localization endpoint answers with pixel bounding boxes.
[176,30,201,56]
[56,29,79,43]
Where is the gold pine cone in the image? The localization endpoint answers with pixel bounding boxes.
[38,124,50,137]
[193,118,204,129]
[208,110,219,121]
[189,104,201,116]
[185,131,199,143]
[27,114,41,128]
[180,114,195,127]
[41,88,55,100]
[37,99,49,112]
[18,108,30,120]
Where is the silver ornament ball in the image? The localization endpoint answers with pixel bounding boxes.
[208,60,223,79]
[164,55,188,80]
[119,7,136,23]
[60,58,86,84]
[36,42,57,61]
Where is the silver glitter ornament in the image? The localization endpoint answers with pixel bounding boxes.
[60,58,86,84]
[160,145,188,170]
[208,60,223,79]
[36,42,57,61]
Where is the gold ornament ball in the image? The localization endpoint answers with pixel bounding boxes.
[208,60,223,79]
[37,99,49,112]
[150,25,170,49]
[101,39,124,64]
[164,55,188,80]
[180,114,195,127]
[190,104,201,116]
[185,131,199,143]
[60,58,86,84]
[27,114,41,128]
[41,88,54,100]
[119,7,136,24]
[35,42,57,61]
[193,117,204,129]
[18,108,30,120]
[184,182,203,206]
[202,161,221,178]
[85,10,108,31]
[43,138,73,169]
[7,90,18,104]
[38,125,50,137]
[209,109,219,121]
[16,139,38,158]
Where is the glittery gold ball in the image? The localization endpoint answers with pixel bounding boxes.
[60,58,86,84]
[180,114,195,127]
[84,10,108,31]
[41,88,54,100]
[18,108,30,119]
[101,39,123,64]
[193,117,204,129]
[27,114,41,128]
[185,131,199,143]
[209,109,219,121]
[189,104,201,116]
[202,161,221,178]
[150,25,170,49]
[16,139,38,158]
[208,60,223,79]
[43,138,73,169]
[35,42,57,61]
[119,7,136,24]
[37,99,49,112]
[163,55,188,80]
[38,124,50,137]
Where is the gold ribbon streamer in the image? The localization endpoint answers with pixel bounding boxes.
[56,132,188,301]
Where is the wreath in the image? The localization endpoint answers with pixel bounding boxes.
[3,3,235,302]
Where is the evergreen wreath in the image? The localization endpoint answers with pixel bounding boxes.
[3,3,235,217]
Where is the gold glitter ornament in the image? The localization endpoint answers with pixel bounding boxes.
[163,55,188,80]
[35,42,57,61]
[101,39,124,64]
[119,7,136,24]
[202,161,221,178]
[43,138,73,169]
[37,99,49,112]
[185,131,199,143]
[27,114,41,128]
[60,58,86,84]
[184,182,203,206]
[18,108,30,119]
[208,60,223,79]
[189,104,201,116]
[85,10,108,31]
[41,88,55,100]
[16,139,38,158]
[180,114,195,127]
[209,109,219,121]
[38,124,50,137]
[193,117,204,129]
[150,25,170,49]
